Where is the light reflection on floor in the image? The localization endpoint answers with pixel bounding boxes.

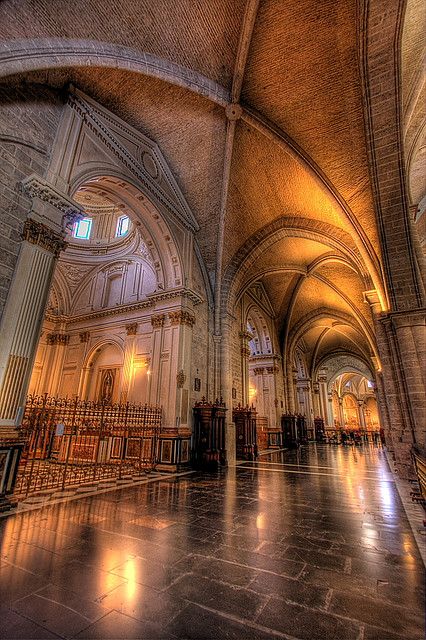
[0,444,424,640]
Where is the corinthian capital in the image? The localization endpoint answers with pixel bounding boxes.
[21,175,84,232]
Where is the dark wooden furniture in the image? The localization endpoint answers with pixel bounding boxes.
[233,405,257,460]
[192,398,227,470]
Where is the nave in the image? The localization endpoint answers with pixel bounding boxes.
[0,445,424,640]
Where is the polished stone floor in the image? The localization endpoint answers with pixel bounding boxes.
[0,445,424,639]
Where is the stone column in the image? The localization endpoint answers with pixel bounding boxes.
[388,310,425,445]
[297,379,313,429]
[327,391,335,428]
[149,314,165,406]
[318,376,329,424]
[0,176,83,437]
[76,332,90,398]
[364,290,422,478]
[358,400,367,430]
[122,323,138,402]
[221,314,235,464]
[288,365,297,413]
[253,367,264,414]
[338,397,345,428]
[168,310,195,431]
[42,332,70,396]
[265,363,280,428]
[239,330,252,406]
[312,381,321,418]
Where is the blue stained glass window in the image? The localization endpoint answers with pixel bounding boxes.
[73,217,92,239]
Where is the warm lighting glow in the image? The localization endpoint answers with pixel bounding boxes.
[256,512,266,529]
[123,559,138,599]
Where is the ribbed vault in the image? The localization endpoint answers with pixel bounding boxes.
[0,0,421,390]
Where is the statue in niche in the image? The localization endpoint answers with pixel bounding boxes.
[100,369,115,403]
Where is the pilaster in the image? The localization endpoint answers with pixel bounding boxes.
[0,177,83,437]
[364,290,424,478]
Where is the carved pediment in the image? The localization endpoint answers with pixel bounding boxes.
[68,88,199,233]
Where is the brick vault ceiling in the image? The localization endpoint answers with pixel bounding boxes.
[0,0,419,365]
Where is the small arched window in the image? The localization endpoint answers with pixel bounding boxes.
[73,217,92,239]
[116,215,130,237]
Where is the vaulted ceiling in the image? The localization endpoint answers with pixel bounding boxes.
[0,0,422,375]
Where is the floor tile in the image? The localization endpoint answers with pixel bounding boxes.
[0,445,424,640]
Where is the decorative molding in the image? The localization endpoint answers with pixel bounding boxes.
[21,175,84,223]
[21,219,67,258]
[266,365,279,374]
[79,331,90,343]
[147,287,203,305]
[168,310,195,327]
[60,264,88,288]
[363,289,381,312]
[44,287,205,325]
[253,367,264,376]
[239,330,253,342]
[68,89,200,233]
[151,314,165,329]
[248,353,281,363]
[241,346,251,358]
[46,299,154,324]
[46,333,70,346]
[125,323,138,336]
[176,370,186,389]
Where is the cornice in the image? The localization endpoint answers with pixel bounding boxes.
[68,90,200,233]
[46,300,154,325]
[146,287,203,305]
[45,287,203,324]
[21,175,84,225]
[248,353,282,363]
[21,219,67,258]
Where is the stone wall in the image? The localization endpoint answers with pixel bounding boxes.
[0,84,63,318]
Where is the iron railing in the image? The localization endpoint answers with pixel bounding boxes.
[14,394,162,498]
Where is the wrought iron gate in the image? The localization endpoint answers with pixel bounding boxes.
[14,395,162,498]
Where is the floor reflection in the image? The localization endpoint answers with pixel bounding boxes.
[0,444,424,640]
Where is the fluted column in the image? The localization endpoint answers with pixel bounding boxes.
[42,332,70,396]
[0,176,83,437]
[168,309,196,431]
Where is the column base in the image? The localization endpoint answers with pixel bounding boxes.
[0,423,21,440]
[0,439,23,497]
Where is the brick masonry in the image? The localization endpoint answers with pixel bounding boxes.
[0,84,64,318]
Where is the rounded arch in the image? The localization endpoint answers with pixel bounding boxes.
[82,338,125,402]
[314,352,374,393]
[0,39,229,106]
[84,338,125,369]
[70,172,185,291]
[222,216,372,316]
[246,304,274,356]
[287,308,378,363]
